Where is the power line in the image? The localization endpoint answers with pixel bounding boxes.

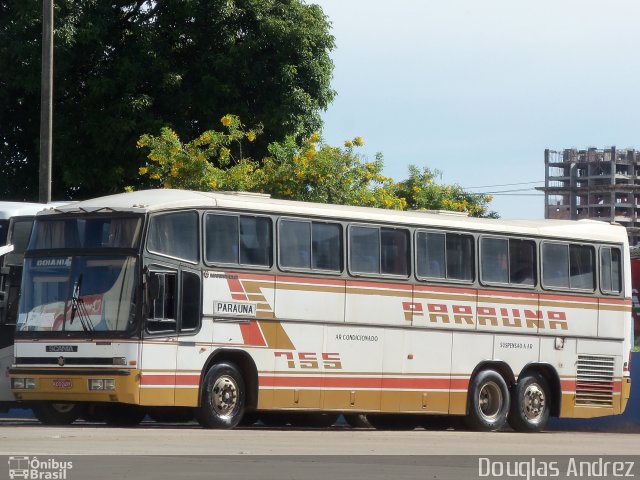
[464,180,544,189]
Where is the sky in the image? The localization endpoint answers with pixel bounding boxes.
[312,0,640,219]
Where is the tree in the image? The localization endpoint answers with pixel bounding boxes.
[394,166,498,218]
[0,0,335,200]
[136,116,497,217]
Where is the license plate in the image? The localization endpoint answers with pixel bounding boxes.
[52,379,73,389]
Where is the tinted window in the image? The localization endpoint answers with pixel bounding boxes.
[482,237,535,286]
[416,231,474,281]
[204,214,272,267]
[181,272,201,331]
[350,226,380,274]
[147,212,199,262]
[381,229,409,276]
[312,223,342,271]
[543,242,595,290]
[31,217,142,250]
[600,247,622,294]
[205,215,238,264]
[481,237,509,283]
[5,219,34,266]
[350,226,409,276]
[570,244,595,290]
[543,243,569,288]
[279,220,342,272]
[280,220,311,269]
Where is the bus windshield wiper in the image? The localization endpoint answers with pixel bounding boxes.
[69,274,94,333]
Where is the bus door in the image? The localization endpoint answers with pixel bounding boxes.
[141,267,179,406]
[174,267,202,407]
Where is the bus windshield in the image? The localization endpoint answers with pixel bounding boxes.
[28,216,142,250]
[16,255,138,333]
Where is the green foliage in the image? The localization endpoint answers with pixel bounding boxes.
[136,117,497,217]
[0,0,335,199]
[395,165,498,218]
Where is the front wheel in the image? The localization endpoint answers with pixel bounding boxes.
[465,370,510,431]
[196,363,245,429]
[32,402,82,425]
[508,374,550,432]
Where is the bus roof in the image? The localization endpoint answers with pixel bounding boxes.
[45,189,627,244]
[0,202,51,220]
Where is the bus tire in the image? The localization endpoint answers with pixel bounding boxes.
[196,363,245,429]
[465,370,510,431]
[508,374,550,433]
[32,402,81,425]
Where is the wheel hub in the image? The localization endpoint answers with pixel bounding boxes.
[211,375,238,417]
[523,384,545,422]
[478,381,502,421]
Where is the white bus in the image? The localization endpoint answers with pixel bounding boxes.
[9,189,632,431]
[0,202,52,411]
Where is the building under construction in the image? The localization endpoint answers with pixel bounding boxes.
[540,147,640,246]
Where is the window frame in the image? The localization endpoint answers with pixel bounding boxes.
[276,217,343,275]
[414,229,475,284]
[599,245,623,296]
[347,223,411,279]
[479,235,537,289]
[203,211,273,270]
[540,241,596,293]
[146,210,200,265]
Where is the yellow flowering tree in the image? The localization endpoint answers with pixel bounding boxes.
[135,115,496,217]
[394,166,497,218]
[256,135,405,209]
[135,115,262,191]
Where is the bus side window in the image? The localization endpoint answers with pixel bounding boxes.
[601,247,622,294]
[180,272,201,332]
[481,237,509,284]
[147,272,177,333]
[542,243,569,288]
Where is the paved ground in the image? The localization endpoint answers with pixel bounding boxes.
[1,419,639,480]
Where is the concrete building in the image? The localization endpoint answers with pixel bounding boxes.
[540,147,640,246]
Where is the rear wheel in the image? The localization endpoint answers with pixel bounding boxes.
[196,363,245,429]
[508,374,550,432]
[32,402,82,425]
[465,370,510,431]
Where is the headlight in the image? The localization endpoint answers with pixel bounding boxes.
[12,378,35,389]
[88,379,115,391]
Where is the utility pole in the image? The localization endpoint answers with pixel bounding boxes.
[39,0,53,203]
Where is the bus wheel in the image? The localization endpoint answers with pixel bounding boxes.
[196,363,245,429]
[465,370,510,431]
[508,374,550,433]
[104,404,146,427]
[32,402,81,425]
